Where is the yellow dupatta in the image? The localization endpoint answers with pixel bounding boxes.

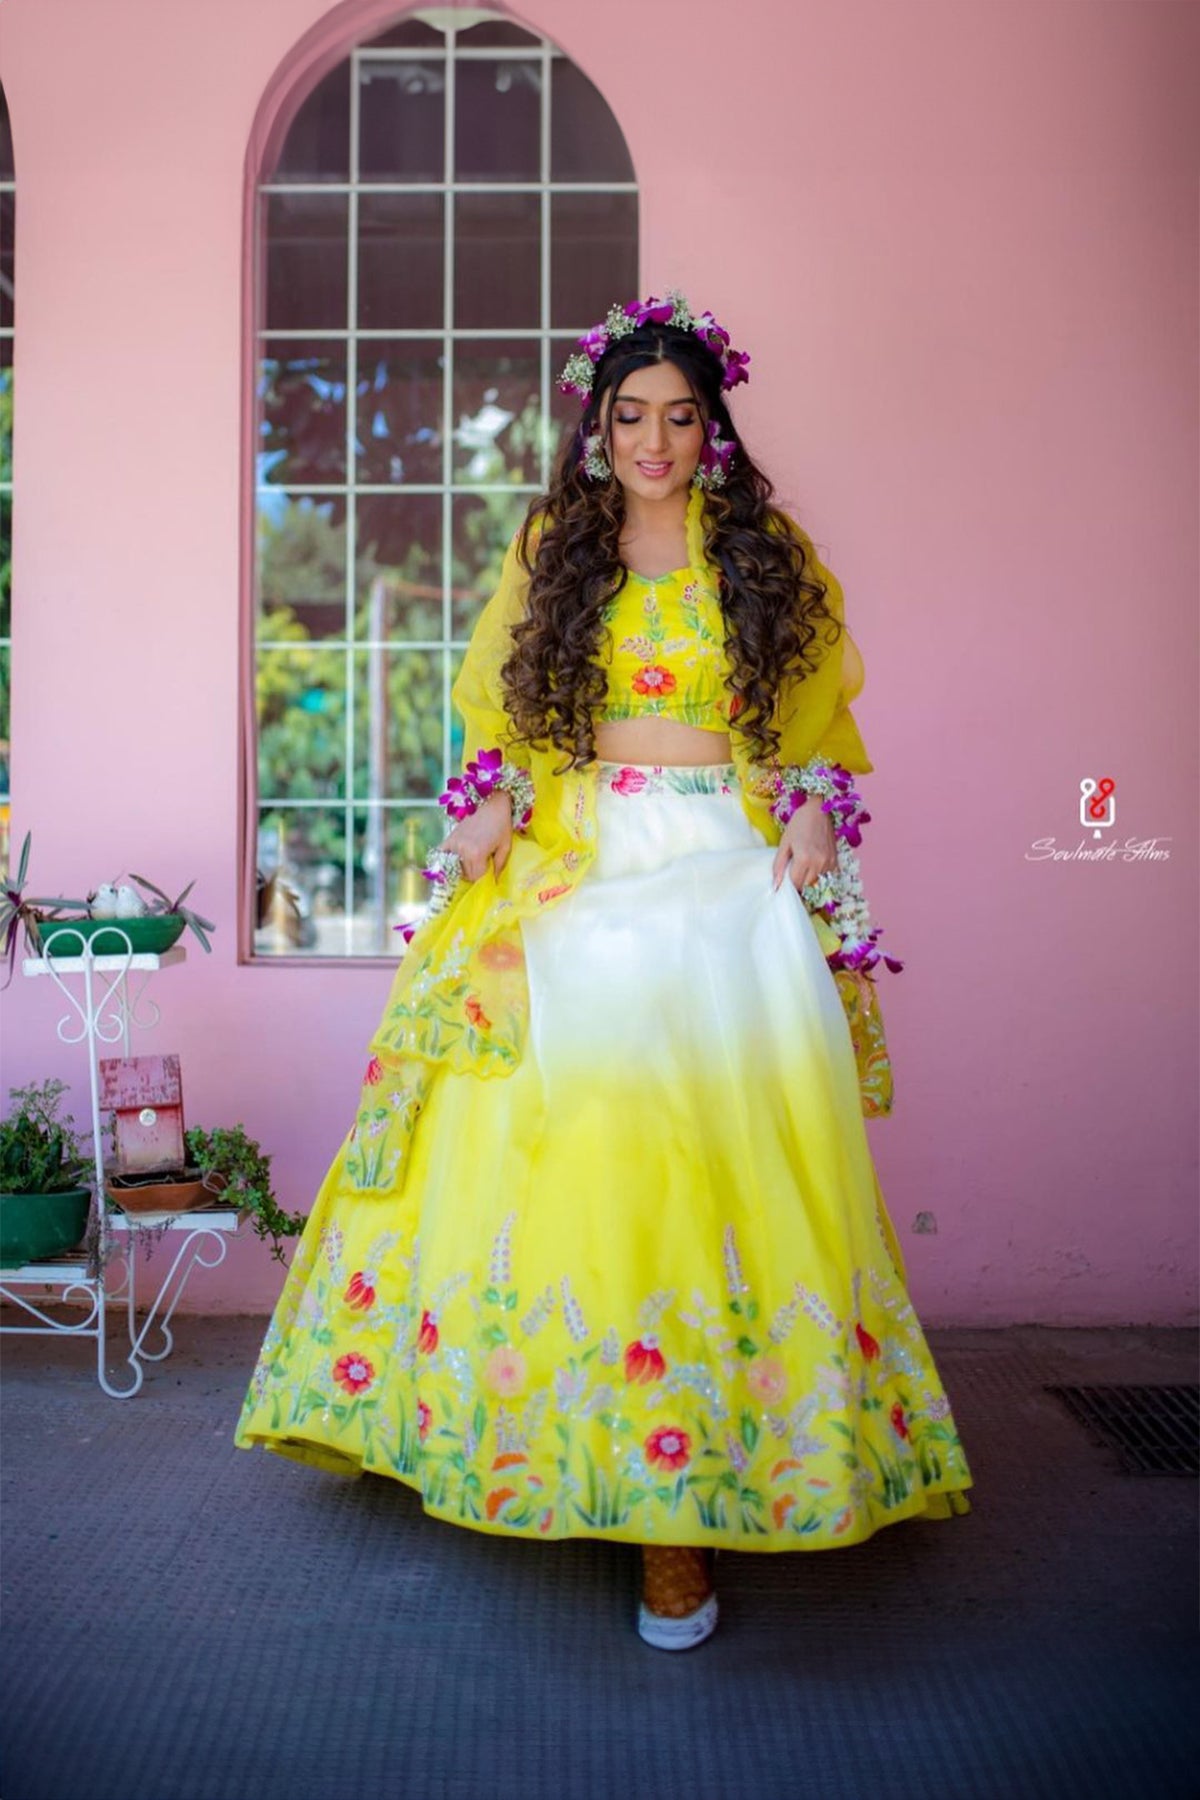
[341,485,882,1196]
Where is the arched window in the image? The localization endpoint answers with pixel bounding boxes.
[250,10,637,958]
[0,81,13,869]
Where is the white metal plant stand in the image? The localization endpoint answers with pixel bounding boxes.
[0,934,244,1395]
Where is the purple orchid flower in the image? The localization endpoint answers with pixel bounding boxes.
[722,349,751,390]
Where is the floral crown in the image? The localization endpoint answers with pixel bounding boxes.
[557,289,751,405]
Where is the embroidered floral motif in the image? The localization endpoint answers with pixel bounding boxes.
[238,1215,972,1545]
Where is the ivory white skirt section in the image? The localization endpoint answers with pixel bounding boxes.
[235,762,973,1549]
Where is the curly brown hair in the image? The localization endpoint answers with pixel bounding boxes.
[501,320,841,770]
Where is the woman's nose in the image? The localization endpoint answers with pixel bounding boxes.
[642,415,667,452]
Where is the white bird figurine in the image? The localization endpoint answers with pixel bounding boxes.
[90,883,120,918]
[115,884,147,919]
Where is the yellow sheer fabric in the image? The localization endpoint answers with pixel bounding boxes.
[343,484,874,1196]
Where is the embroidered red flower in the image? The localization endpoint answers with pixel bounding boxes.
[611,767,648,796]
[890,1402,909,1440]
[855,1322,881,1361]
[332,1352,375,1395]
[624,1337,666,1384]
[417,1309,439,1353]
[416,1399,432,1441]
[632,664,677,697]
[727,691,744,719]
[645,1425,691,1472]
[464,994,492,1030]
[485,1486,519,1521]
[363,1056,384,1085]
[537,884,570,905]
[344,1270,376,1311]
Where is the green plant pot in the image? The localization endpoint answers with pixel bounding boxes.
[34,914,187,956]
[0,1187,92,1266]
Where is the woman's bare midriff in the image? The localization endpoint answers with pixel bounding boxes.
[594,718,733,767]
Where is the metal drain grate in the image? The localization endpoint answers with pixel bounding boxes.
[1044,1383,1198,1476]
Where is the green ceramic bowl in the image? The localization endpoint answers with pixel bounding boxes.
[35,914,187,956]
[0,1188,92,1266]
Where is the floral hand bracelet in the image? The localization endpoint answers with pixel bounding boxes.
[770,758,903,976]
[438,749,535,833]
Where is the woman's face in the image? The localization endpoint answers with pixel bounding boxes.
[602,358,705,506]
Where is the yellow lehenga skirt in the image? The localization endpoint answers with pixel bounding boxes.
[235,763,973,1548]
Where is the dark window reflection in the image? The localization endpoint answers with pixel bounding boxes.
[551,61,635,183]
[455,60,541,182]
[270,63,350,183]
[551,192,638,328]
[359,60,445,181]
[362,19,444,50]
[358,192,443,330]
[454,194,540,328]
[0,86,13,181]
[259,341,348,487]
[264,194,348,332]
[457,22,541,48]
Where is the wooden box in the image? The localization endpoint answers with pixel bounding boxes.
[98,1054,186,1176]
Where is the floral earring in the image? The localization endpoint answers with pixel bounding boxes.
[691,419,736,491]
[581,431,612,482]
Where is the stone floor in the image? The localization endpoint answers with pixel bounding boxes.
[1,1314,1196,1800]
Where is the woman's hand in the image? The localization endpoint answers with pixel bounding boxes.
[441,791,514,882]
[772,799,838,892]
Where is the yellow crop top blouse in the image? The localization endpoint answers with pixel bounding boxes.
[596,566,733,732]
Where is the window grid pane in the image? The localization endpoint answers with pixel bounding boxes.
[253,12,637,957]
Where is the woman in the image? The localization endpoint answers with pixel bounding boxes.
[235,291,973,1652]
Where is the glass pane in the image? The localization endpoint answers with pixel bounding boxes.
[362,19,444,49]
[0,86,13,180]
[451,492,529,639]
[449,645,467,768]
[455,60,541,183]
[0,488,10,640]
[357,193,443,330]
[352,647,445,800]
[0,341,11,486]
[453,194,540,328]
[355,340,444,485]
[257,492,347,641]
[550,192,637,329]
[259,340,348,486]
[452,339,542,486]
[255,807,350,957]
[354,804,444,954]
[457,22,541,48]
[551,61,635,183]
[356,493,443,642]
[0,192,13,331]
[358,59,445,181]
[257,646,349,801]
[271,63,350,183]
[264,194,348,331]
[549,333,586,449]
[0,644,9,800]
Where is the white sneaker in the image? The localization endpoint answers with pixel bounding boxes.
[637,1589,719,1650]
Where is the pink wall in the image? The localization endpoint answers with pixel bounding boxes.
[0,0,1195,1323]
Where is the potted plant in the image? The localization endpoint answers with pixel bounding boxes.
[107,1122,306,1264]
[0,1079,93,1266]
[0,831,216,970]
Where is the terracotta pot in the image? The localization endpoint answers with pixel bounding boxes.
[107,1170,227,1216]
